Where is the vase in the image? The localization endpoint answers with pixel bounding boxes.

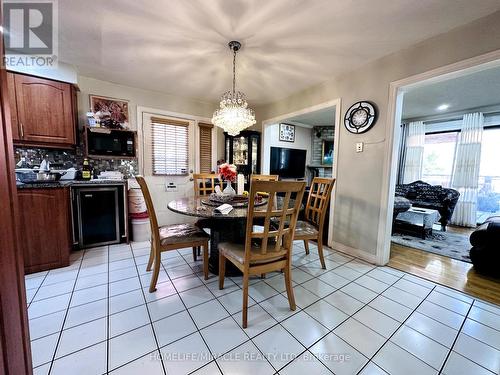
[223,181,236,197]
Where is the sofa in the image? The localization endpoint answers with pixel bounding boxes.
[395,180,460,231]
[469,216,500,277]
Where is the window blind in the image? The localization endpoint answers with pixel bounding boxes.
[151,117,189,175]
[198,122,213,173]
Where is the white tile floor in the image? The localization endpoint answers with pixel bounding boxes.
[25,241,500,375]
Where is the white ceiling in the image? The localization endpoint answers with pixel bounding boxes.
[285,106,336,127]
[402,65,500,120]
[59,0,500,105]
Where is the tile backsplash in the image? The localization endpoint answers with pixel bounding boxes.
[14,145,138,178]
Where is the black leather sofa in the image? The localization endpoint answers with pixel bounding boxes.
[395,180,460,231]
[469,216,500,277]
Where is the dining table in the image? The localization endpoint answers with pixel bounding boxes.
[167,195,300,276]
[167,196,259,276]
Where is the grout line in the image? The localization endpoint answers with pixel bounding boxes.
[437,302,474,375]
[158,252,227,375]
[46,247,86,374]
[26,241,499,375]
[129,245,167,375]
[26,270,50,309]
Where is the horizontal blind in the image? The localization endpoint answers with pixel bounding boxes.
[151,117,189,175]
[199,122,213,173]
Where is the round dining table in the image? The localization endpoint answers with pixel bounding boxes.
[167,196,253,276]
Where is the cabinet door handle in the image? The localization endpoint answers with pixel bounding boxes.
[19,122,24,138]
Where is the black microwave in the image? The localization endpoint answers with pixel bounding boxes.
[86,128,136,158]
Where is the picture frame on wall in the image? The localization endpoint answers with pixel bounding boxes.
[279,123,295,142]
[89,94,130,129]
[322,140,334,165]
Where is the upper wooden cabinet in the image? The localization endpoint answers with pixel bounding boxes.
[7,72,77,148]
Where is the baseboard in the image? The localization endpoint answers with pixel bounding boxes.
[331,241,378,264]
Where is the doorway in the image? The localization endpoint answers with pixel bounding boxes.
[261,98,341,247]
[377,51,500,293]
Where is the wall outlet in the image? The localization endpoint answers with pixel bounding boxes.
[356,142,364,153]
[166,182,177,192]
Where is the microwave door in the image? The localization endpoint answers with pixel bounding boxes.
[88,130,135,157]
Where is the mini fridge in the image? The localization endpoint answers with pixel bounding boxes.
[71,185,126,248]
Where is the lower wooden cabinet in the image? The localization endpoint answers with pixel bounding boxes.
[17,188,71,274]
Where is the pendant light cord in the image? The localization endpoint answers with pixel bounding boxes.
[232,48,237,94]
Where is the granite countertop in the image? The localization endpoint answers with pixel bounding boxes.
[16,179,127,189]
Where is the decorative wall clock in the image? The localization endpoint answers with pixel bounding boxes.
[344,101,378,134]
[279,123,295,142]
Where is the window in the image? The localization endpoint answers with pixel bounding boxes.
[151,117,189,175]
[422,131,458,187]
[477,127,500,222]
[198,122,213,173]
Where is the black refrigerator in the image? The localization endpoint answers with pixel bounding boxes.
[71,184,127,248]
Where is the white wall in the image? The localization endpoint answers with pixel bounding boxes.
[256,11,500,263]
[262,123,311,178]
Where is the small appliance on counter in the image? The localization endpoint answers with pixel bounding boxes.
[97,171,124,180]
[85,127,136,158]
[15,168,67,183]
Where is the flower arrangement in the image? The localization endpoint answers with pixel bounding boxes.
[218,163,237,182]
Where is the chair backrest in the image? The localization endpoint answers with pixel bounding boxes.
[251,174,279,182]
[135,176,160,245]
[193,173,222,196]
[304,177,336,232]
[245,180,306,263]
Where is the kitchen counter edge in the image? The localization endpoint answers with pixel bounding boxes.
[16,180,128,189]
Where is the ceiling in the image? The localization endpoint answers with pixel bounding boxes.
[285,106,336,127]
[402,65,500,120]
[59,0,500,105]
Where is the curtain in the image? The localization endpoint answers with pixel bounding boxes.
[451,112,484,227]
[402,121,425,184]
[396,123,409,184]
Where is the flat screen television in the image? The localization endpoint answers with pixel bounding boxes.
[270,146,306,178]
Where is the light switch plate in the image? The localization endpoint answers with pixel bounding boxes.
[166,182,177,192]
[356,142,364,153]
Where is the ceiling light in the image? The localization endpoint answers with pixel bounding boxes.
[437,104,450,111]
[212,41,256,136]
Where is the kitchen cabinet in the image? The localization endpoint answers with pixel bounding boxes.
[17,188,71,274]
[8,72,77,148]
[6,72,20,141]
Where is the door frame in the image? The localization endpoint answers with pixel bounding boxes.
[377,48,500,265]
[0,2,33,372]
[261,98,342,247]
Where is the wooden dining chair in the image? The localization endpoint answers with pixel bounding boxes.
[218,180,306,328]
[294,177,335,269]
[135,176,210,292]
[193,173,222,196]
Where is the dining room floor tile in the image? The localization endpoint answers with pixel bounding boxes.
[25,241,500,374]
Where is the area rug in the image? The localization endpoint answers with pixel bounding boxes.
[391,230,471,263]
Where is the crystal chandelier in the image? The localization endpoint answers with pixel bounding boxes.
[212,41,256,136]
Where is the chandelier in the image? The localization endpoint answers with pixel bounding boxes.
[212,41,256,136]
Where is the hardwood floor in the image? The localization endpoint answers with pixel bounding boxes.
[389,243,500,305]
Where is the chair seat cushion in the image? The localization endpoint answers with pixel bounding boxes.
[218,241,287,265]
[159,223,209,246]
[294,220,318,238]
